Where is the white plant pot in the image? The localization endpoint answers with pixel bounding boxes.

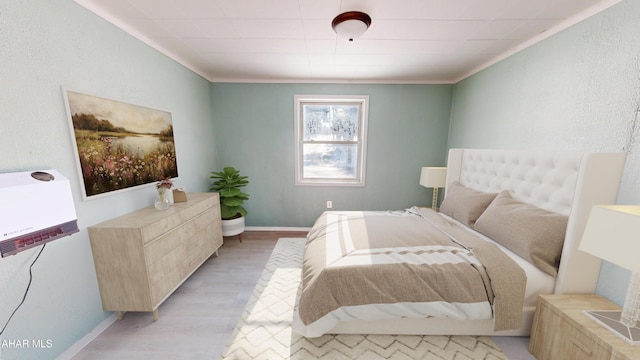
[221,216,245,237]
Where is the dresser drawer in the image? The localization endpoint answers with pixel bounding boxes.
[147,246,185,286]
[529,295,640,360]
[144,207,216,265]
[138,194,217,244]
[144,229,183,266]
[558,316,611,359]
[150,267,184,306]
[145,203,219,305]
[183,221,218,271]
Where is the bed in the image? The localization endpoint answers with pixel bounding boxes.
[292,148,626,338]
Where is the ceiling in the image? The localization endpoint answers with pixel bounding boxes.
[74,0,619,84]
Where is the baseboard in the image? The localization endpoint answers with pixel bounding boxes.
[245,226,311,232]
[56,312,118,360]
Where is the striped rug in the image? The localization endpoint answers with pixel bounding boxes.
[220,238,507,360]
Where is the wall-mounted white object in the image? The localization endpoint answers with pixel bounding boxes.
[0,170,78,257]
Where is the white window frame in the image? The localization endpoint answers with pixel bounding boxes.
[294,94,369,186]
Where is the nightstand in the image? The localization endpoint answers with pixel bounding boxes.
[529,294,640,360]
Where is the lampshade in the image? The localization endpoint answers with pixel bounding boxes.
[579,205,640,344]
[419,167,447,188]
[332,11,372,42]
[579,205,640,273]
[419,167,447,210]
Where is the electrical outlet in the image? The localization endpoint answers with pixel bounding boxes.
[326,200,333,209]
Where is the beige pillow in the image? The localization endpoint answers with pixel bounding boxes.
[474,191,568,276]
[439,182,498,227]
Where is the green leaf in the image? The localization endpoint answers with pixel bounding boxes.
[220,205,240,219]
[238,207,247,217]
[210,166,250,218]
[223,197,245,207]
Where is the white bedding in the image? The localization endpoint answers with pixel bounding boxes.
[293,299,493,338]
[296,149,626,337]
[441,212,555,307]
[293,209,553,338]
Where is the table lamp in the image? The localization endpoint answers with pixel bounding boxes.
[419,167,447,209]
[579,205,640,344]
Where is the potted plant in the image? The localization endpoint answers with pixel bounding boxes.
[210,166,249,238]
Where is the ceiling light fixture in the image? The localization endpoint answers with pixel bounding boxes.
[331,11,372,42]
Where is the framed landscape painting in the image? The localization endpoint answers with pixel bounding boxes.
[63,89,179,200]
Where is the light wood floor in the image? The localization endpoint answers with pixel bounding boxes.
[70,231,533,359]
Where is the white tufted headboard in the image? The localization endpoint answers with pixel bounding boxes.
[445,149,625,294]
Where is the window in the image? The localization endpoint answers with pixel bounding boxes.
[294,95,369,186]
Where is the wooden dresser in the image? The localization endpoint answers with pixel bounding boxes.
[88,192,223,320]
[529,294,640,360]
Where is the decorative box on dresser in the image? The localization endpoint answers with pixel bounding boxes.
[88,192,223,321]
[529,294,640,360]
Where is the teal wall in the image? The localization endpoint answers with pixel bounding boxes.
[2,0,637,358]
[0,1,216,359]
[211,83,453,227]
[448,0,639,306]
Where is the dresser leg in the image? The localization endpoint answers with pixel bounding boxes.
[118,311,124,320]
[153,309,159,321]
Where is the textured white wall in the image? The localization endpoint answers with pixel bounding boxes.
[448,0,639,306]
[0,1,216,359]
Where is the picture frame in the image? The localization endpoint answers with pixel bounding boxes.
[63,88,179,200]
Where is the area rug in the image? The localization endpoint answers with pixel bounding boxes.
[220,238,507,360]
